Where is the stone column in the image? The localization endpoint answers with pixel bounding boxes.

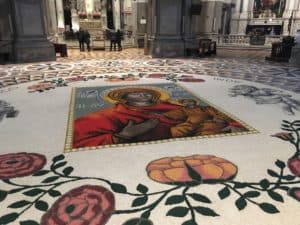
[113,0,121,29]
[46,0,58,35]
[183,0,197,49]
[292,0,300,34]
[132,0,148,47]
[282,0,295,35]
[55,0,65,31]
[148,0,185,57]
[230,0,241,34]
[10,0,55,63]
[237,0,250,34]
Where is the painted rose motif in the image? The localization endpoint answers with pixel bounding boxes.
[0,152,46,179]
[147,73,165,78]
[146,155,237,184]
[41,185,115,225]
[288,157,300,177]
[28,82,55,92]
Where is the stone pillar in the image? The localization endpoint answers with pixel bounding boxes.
[148,0,186,57]
[183,0,198,48]
[0,0,14,62]
[45,0,58,35]
[230,0,241,34]
[10,0,55,63]
[132,0,148,47]
[237,0,250,34]
[113,0,121,29]
[282,0,295,35]
[55,0,65,31]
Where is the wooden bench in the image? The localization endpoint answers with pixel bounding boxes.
[54,43,68,57]
[198,39,216,56]
[185,39,217,57]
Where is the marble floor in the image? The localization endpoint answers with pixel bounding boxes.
[0,48,299,225]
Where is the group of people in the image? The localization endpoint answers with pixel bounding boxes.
[109,29,123,51]
[76,28,123,52]
[77,28,91,52]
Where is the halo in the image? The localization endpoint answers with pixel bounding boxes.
[101,85,171,104]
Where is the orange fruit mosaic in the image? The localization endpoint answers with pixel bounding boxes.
[146,155,238,184]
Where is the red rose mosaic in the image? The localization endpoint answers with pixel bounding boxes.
[41,185,115,225]
[0,152,46,179]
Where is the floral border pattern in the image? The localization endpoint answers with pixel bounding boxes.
[0,120,299,225]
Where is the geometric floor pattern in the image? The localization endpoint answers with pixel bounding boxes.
[0,48,299,225]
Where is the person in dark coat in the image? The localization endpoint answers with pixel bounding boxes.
[84,30,91,51]
[116,29,123,51]
[110,30,117,51]
[77,28,85,51]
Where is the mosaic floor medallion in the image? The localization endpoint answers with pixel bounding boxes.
[65,83,256,152]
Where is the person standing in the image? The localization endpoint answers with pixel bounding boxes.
[116,29,123,51]
[77,28,85,51]
[110,30,117,51]
[84,30,91,52]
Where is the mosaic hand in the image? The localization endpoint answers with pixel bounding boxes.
[117,119,160,139]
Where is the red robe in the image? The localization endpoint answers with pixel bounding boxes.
[73,103,183,148]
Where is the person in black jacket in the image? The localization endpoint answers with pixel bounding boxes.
[84,30,91,51]
[116,29,123,51]
[77,28,85,51]
[109,30,117,51]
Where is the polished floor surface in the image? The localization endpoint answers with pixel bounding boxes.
[0,48,299,225]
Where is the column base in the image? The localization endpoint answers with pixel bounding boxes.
[148,38,186,58]
[13,39,56,63]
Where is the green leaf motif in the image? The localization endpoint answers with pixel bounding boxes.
[194,206,219,217]
[235,197,247,211]
[132,196,148,207]
[35,200,49,211]
[0,190,8,202]
[167,207,189,217]
[20,220,40,225]
[282,120,291,124]
[275,160,286,169]
[259,179,270,189]
[23,189,44,197]
[165,195,185,205]
[9,188,24,194]
[52,154,65,163]
[277,186,290,191]
[8,200,31,208]
[141,210,151,219]
[48,189,62,197]
[182,220,198,225]
[233,182,247,189]
[63,167,74,176]
[0,213,19,224]
[32,170,50,176]
[267,169,279,177]
[111,183,127,193]
[268,191,284,202]
[218,187,230,200]
[42,176,60,183]
[188,193,211,203]
[259,203,279,214]
[184,163,202,182]
[53,161,67,170]
[137,184,148,194]
[243,191,260,198]
[282,175,295,181]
